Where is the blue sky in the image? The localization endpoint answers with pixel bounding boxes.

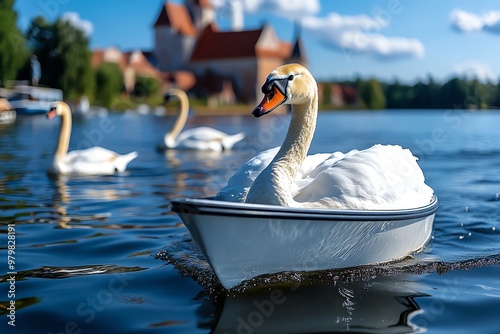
[13,0,500,83]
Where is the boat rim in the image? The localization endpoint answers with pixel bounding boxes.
[170,196,438,222]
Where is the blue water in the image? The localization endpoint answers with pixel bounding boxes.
[1,109,499,333]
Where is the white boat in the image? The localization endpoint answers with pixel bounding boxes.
[170,196,438,289]
[8,85,63,115]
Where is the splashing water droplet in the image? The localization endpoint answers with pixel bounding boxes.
[459,235,464,239]
[460,223,464,227]
[464,206,469,213]
[496,193,499,201]
[493,227,496,231]
[468,232,472,237]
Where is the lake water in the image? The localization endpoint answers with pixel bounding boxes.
[1,109,499,333]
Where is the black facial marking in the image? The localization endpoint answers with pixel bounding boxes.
[262,82,274,94]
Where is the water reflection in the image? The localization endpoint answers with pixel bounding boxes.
[161,148,251,200]
[162,236,500,333]
[0,297,40,316]
[48,176,113,229]
[198,276,426,334]
[163,149,223,169]
[163,241,429,332]
[6,264,145,280]
[51,175,133,202]
[46,173,177,231]
[162,149,222,193]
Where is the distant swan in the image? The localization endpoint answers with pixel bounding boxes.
[157,88,245,152]
[47,101,138,176]
[217,64,434,210]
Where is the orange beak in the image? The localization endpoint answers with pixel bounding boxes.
[252,85,287,118]
[46,108,57,120]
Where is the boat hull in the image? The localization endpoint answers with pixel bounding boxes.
[171,197,438,289]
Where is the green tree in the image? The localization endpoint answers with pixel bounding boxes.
[437,77,467,108]
[361,78,386,109]
[133,75,159,99]
[320,82,331,105]
[491,80,500,109]
[133,75,162,106]
[95,62,123,109]
[0,0,29,86]
[55,19,94,100]
[385,80,409,109]
[26,16,93,100]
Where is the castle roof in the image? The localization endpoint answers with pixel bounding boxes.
[91,47,127,70]
[190,0,212,9]
[153,2,198,36]
[92,48,160,79]
[190,24,290,61]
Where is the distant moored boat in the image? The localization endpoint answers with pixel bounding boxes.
[8,85,63,115]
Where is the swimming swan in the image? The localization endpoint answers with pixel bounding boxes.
[158,88,245,152]
[217,64,434,210]
[46,101,138,176]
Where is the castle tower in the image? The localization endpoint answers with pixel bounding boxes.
[185,0,215,30]
[153,2,198,72]
[288,21,307,67]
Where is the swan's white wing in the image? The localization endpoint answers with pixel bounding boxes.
[173,139,222,151]
[173,127,244,151]
[216,147,337,202]
[66,146,119,164]
[302,150,358,178]
[218,144,433,209]
[216,147,278,202]
[176,127,228,142]
[59,147,137,175]
[294,144,434,210]
[295,153,332,179]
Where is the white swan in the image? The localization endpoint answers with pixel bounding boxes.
[158,88,245,152]
[46,101,138,176]
[217,64,434,210]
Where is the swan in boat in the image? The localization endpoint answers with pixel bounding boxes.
[46,101,138,176]
[157,88,245,152]
[216,63,434,210]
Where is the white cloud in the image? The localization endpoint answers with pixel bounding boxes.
[450,9,500,33]
[304,12,387,31]
[212,0,320,18]
[302,13,424,60]
[61,12,93,36]
[211,2,423,60]
[245,0,320,17]
[453,61,496,81]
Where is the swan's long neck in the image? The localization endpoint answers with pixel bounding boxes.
[164,91,189,147]
[246,89,318,206]
[55,106,72,160]
[273,100,317,179]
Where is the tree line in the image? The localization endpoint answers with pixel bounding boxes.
[2,0,499,111]
[320,75,500,110]
[0,0,160,109]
